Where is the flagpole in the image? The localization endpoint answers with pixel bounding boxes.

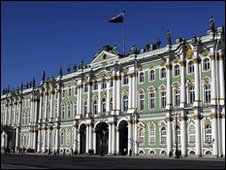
[123,10,125,56]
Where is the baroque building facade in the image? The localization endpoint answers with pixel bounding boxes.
[1,26,225,158]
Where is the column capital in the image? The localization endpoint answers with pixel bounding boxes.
[218,54,224,60]
[164,116,173,122]
[179,115,188,121]
[193,114,203,120]
[165,63,172,70]
[193,57,201,64]
[179,60,186,67]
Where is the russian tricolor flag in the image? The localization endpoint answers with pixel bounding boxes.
[109,11,125,23]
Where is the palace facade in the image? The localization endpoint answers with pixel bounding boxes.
[1,26,225,158]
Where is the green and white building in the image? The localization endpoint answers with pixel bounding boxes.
[1,26,225,158]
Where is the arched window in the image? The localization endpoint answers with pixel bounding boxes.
[139,94,144,110]
[110,98,113,111]
[123,75,128,85]
[68,104,71,118]
[161,127,166,144]
[138,125,145,145]
[84,84,88,92]
[123,95,128,112]
[189,124,195,143]
[149,70,155,81]
[148,124,155,145]
[60,132,64,145]
[203,58,210,70]
[205,125,212,143]
[175,89,180,106]
[149,91,155,109]
[160,91,166,108]
[93,100,98,115]
[175,126,181,144]
[84,102,87,115]
[93,81,98,90]
[101,79,106,89]
[61,105,65,119]
[188,86,195,104]
[188,61,194,73]
[204,84,211,103]
[174,65,180,76]
[101,98,106,114]
[139,72,144,83]
[160,68,166,78]
[68,88,72,96]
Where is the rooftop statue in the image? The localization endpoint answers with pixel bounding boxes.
[156,38,161,49]
[59,65,63,77]
[67,65,71,74]
[112,44,118,54]
[79,60,84,69]
[145,42,151,51]
[73,64,77,72]
[209,16,215,32]
[32,77,35,88]
[130,44,138,54]
[166,30,172,45]
[20,82,23,91]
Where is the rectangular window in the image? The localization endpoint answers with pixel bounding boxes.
[149,93,155,109]
[139,95,144,110]
[161,92,166,108]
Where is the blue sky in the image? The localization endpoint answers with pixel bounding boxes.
[1,1,225,91]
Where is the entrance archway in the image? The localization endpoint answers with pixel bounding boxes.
[79,124,86,154]
[95,122,108,156]
[118,120,128,155]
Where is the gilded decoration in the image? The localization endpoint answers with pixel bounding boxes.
[185,45,194,59]
[164,117,173,122]
[179,115,188,121]
[101,61,107,67]
[202,78,210,85]
[159,85,166,92]
[210,54,215,60]
[193,114,203,120]
[149,122,155,128]
[160,61,165,67]
[122,68,128,74]
[218,54,224,60]
[202,51,208,57]
[193,57,201,64]
[172,58,179,63]
[159,122,166,127]
[204,119,211,126]
[138,66,143,71]
[210,113,217,119]
[179,60,186,67]
[165,63,172,70]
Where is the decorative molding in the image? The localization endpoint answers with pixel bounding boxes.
[179,60,186,67]
[193,57,201,64]
[165,63,172,70]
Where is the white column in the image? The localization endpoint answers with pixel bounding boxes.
[57,90,61,119]
[34,99,38,123]
[48,129,52,151]
[8,103,12,125]
[193,55,200,107]
[128,120,132,155]
[15,127,20,149]
[43,128,46,152]
[166,113,173,156]
[106,79,110,115]
[30,98,34,124]
[37,128,41,152]
[112,123,116,155]
[28,127,32,148]
[98,80,101,116]
[76,87,80,116]
[55,127,59,151]
[128,74,133,110]
[50,91,54,121]
[112,71,117,115]
[166,63,172,110]
[73,126,78,152]
[134,119,138,155]
[218,54,225,105]
[108,123,112,154]
[221,108,225,157]
[93,129,96,154]
[87,81,92,117]
[13,103,17,125]
[116,127,119,154]
[180,60,186,107]
[116,72,121,115]
[77,131,80,153]
[89,125,93,150]
[194,109,202,157]
[18,100,22,126]
[132,73,137,109]
[211,107,218,156]
[44,93,48,121]
[79,84,83,117]
[180,111,187,156]
[33,129,37,150]
[86,125,89,153]
[39,94,43,121]
[210,54,217,106]
[5,103,8,125]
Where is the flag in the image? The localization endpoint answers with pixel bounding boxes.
[109,11,125,23]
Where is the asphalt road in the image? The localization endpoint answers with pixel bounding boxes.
[1,154,225,169]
